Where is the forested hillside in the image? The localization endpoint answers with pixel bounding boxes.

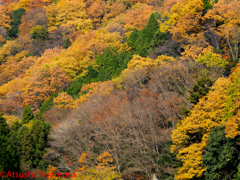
[0,0,240,179]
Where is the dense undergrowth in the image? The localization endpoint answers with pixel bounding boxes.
[0,0,240,179]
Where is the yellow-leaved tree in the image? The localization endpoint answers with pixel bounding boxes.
[47,152,122,180]
[50,29,124,79]
[160,0,204,43]
[171,77,230,179]
[56,0,87,25]
[53,92,76,109]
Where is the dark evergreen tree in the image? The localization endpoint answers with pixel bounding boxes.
[32,112,44,122]
[202,126,240,180]
[43,121,52,141]
[39,93,59,113]
[30,117,46,167]
[66,77,84,98]
[189,76,215,105]
[0,113,10,135]
[150,29,166,48]
[63,36,72,49]
[95,47,118,80]
[138,46,149,57]
[85,66,98,83]
[128,13,160,57]
[9,120,22,151]
[18,126,33,170]
[134,33,147,55]
[104,47,118,75]
[115,51,130,76]
[127,28,139,49]
[9,8,25,38]
[141,13,159,41]
[0,135,19,176]
[21,104,33,124]
[0,114,19,174]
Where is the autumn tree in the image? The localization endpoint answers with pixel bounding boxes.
[129,13,160,57]
[0,40,23,65]
[47,54,192,179]
[171,78,230,179]
[30,0,45,9]
[87,1,106,29]
[19,8,48,36]
[160,0,204,45]
[55,0,88,28]
[124,4,155,36]
[23,65,71,110]
[30,25,49,41]
[0,5,11,29]
[0,27,7,40]
[76,152,122,179]
[53,92,76,109]
[204,0,240,60]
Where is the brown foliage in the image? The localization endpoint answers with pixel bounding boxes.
[19,8,48,36]
[0,55,35,85]
[23,65,71,111]
[87,1,106,29]
[45,61,194,179]
[0,92,23,115]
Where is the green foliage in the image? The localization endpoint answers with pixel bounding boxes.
[16,113,50,170]
[25,52,30,57]
[43,122,52,141]
[19,126,33,169]
[0,113,10,135]
[95,47,118,81]
[10,8,25,38]
[33,112,45,122]
[141,13,159,41]
[115,51,131,76]
[39,93,58,113]
[84,66,98,84]
[127,28,139,48]
[0,116,19,174]
[150,29,166,49]
[202,125,240,180]
[64,47,131,99]
[0,133,19,174]
[63,36,72,49]
[30,25,49,41]
[30,118,46,167]
[189,75,215,105]
[238,163,240,180]
[201,0,213,11]
[95,47,131,81]
[127,13,163,57]
[196,52,228,68]
[22,104,33,124]
[6,36,12,41]
[182,107,191,116]
[9,120,22,150]
[66,77,84,98]
[53,0,60,4]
